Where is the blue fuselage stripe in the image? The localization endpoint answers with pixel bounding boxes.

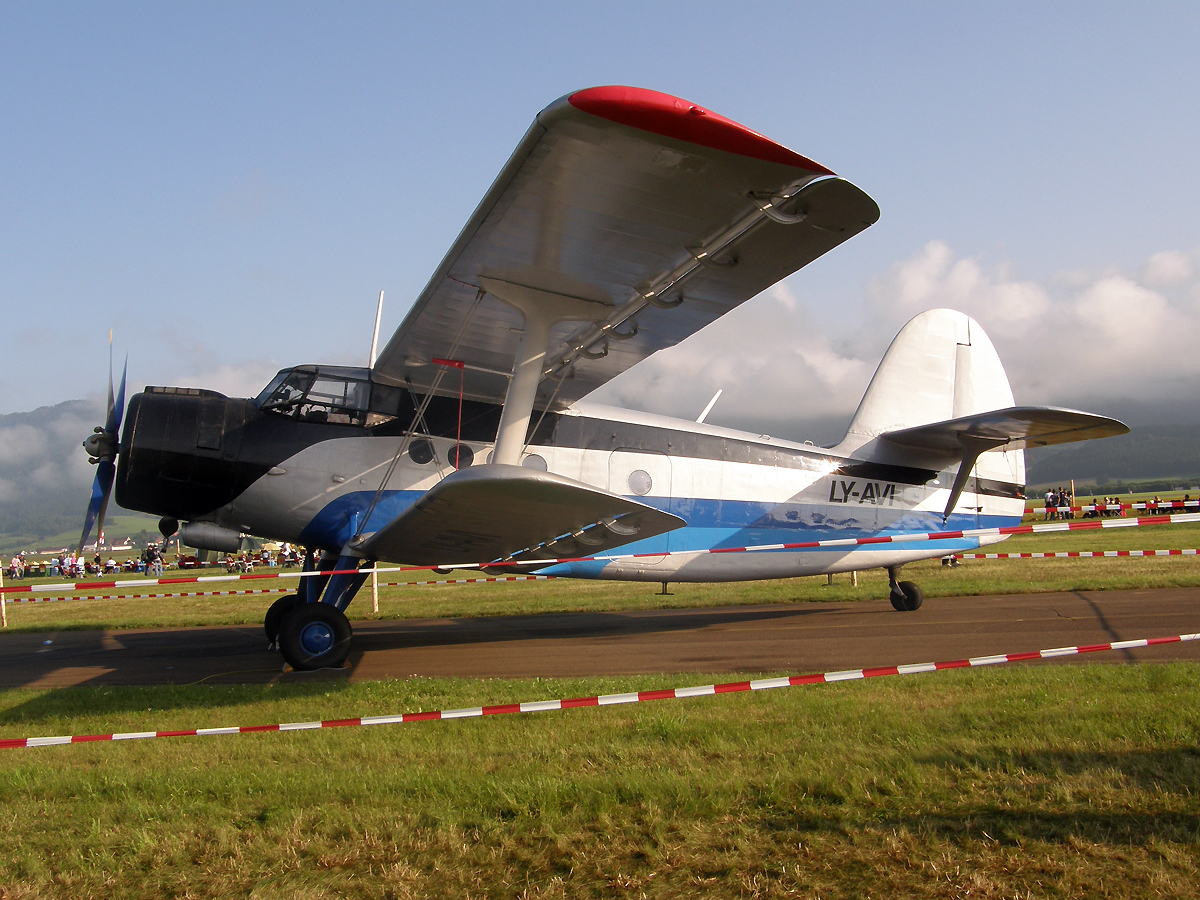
[299,490,1019,560]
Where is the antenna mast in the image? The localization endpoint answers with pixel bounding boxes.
[368,291,384,368]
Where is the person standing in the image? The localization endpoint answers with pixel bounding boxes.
[147,543,164,578]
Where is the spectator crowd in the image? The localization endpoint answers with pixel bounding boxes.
[6,542,307,579]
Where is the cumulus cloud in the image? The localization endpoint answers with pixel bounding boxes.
[593,284,876,441]
[870,240,1051,341]
[597,241,1200,437]
[1142,250,1194,288]
[865,241,1200,409]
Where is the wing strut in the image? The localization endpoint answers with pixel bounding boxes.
[479,276,609,465]
[351,289,487,545]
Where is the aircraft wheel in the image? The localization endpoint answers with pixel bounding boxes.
[264,594,298,645]
[890,581,924,611]
[279,603,353,670]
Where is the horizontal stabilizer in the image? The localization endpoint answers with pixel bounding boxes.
[358,464,685,566]
[881,407,1128,522]
[881,406,1129,457]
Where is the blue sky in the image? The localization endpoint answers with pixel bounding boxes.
[2,2,1198,434]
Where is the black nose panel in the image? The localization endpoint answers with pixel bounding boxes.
[116,391,254,520]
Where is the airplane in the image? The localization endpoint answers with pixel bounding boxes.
[79,86,1128,671]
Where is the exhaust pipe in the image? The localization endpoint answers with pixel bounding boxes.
[179,521,244,553]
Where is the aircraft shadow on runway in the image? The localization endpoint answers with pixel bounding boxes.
[0,603,842,702]
[350,603,832,651]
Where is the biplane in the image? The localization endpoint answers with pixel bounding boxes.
[80,86,1128,669]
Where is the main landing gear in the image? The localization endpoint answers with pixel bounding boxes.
[264,549,372,671]
[887,565,923,611]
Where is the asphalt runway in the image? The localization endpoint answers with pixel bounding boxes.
[2,587,1198,690]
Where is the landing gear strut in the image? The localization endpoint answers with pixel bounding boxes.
[887,566,923,611]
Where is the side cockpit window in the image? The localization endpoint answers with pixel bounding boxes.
[258,366,372,427]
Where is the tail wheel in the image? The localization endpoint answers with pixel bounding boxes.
[264,593,299,645]
[890,580,924,611]
[279,603,353,670]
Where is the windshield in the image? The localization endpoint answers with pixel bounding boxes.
[259,366,372,426]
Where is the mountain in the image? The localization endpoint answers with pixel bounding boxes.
[0,398,125,553]
[1025,423,1200,488]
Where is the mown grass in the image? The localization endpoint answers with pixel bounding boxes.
[5,520,1200,633]
[0,664,1197,898]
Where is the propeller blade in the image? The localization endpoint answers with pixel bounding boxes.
[105,340,115,430]
[107,355,128,437]
[78,339,126,557]
[78,458,115,556]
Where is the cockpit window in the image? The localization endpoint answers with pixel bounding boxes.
[259,366,372,426]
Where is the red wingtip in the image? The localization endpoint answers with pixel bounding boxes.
[568,86,834,175]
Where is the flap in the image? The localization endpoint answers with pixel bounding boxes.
[371,86,878,409]
[357,464,685,566]
[882,406,1129,457]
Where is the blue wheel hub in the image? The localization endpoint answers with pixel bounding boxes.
[299,620,335,656]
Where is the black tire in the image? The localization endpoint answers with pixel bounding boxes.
[278,603,353,670]
[890,581,924,611]
[264,594,299,644]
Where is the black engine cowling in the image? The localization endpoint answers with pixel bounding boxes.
[115,387,260,521]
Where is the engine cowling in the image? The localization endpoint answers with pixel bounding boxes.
[115,387,258,521]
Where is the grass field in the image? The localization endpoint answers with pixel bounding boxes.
[0,512,161,560]
[1,496,1199,898]
[0,665,1197,898]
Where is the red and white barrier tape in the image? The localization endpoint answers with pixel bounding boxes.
[6,589,292,605]
[956,549,1200,559]
[3,575,559,605]
[5,511,1200,598]
[1028,500,1199,515]
[3,631,1195,751]
[11,546,1200,604]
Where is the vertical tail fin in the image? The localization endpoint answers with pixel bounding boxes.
[834,308,1025,487]
[841,309,1015,444]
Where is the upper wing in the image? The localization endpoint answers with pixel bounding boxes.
[358,464,684,566]
[372,86,879,409]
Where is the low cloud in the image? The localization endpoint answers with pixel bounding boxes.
[0,424,49,468]
[0,400,102,491]
[164,358,282,401]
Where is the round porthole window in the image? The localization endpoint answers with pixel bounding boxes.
[522,453,548,471]
[628,469,652,495]
[447,444,474,469]
[408,438,435,465]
